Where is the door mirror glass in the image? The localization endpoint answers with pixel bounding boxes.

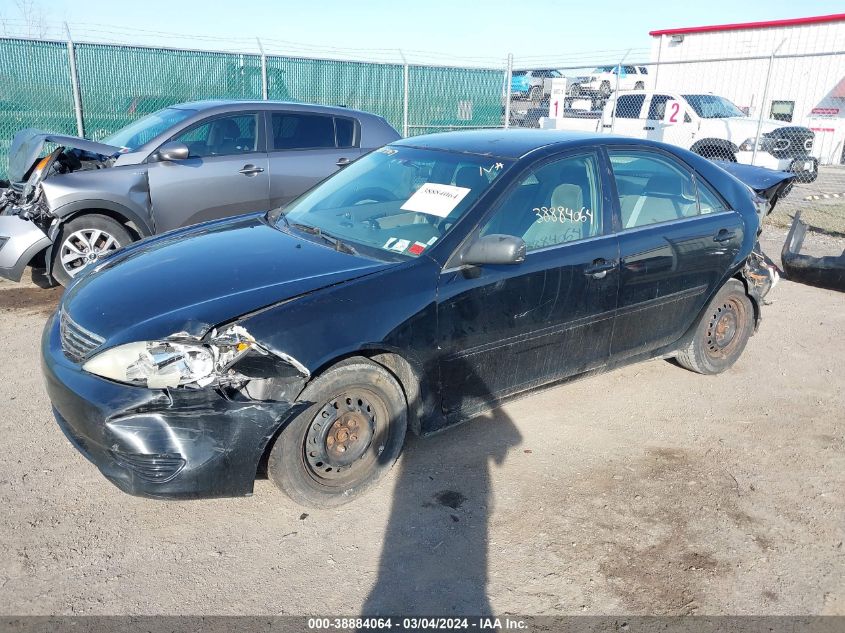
[463,234,526,266]
[156,141,190,162]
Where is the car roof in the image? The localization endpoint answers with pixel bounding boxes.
[392,129,634,160]
[170,99,379,119]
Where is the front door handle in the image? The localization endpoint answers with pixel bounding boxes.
[584,259,617,279]
[713,228,736,242]
[643,126,655,130]
[336,157,352,167]
[238,164,265,176]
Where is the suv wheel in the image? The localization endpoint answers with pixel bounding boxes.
[529,86,541,102]
[51,214,132,286]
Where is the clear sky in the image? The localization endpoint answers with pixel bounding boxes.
[2,0,844,66]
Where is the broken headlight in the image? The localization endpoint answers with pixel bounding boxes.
[82,326,256,389]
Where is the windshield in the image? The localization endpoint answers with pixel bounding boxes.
[101,107,197,151]
[683,95,745,119]
[278,146,511,259]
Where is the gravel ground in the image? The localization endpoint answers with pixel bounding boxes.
[767,166,845,237]
[0,232,843,616]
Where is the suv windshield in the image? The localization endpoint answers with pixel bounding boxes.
[277,146,510,259]
[102,107,197,151]
[683,95,745,119]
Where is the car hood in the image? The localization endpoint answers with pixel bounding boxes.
[61,214,393,346]
[7,128,121,184]
[715,117,787,136]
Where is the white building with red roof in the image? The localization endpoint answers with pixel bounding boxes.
[649,13,845,164]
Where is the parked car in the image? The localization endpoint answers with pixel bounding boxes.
[0,100,400,285]
[541,91,818,182]
[42,130,792,507]
[510,69,563,101]
[569,65,649,97]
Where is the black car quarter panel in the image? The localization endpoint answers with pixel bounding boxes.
[608,150,744,358]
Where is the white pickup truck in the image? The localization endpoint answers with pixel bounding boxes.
[541,90,818,181]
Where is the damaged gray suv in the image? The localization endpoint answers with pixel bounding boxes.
[0,100,400,285]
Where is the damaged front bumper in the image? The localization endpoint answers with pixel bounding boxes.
[42,312,305,499]
[0,213,51,281]
[781,211,845,292]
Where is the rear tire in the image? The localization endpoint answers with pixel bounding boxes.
[676,280,754,375]
[268,357,407,507]
[529,86,541,102]
[51,214,132,287]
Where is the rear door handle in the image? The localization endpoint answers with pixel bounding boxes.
[713,228,736,242]
[643,126,655,130]
[336,157,352,167]
[584,259,617,279]
[238,164,264,176]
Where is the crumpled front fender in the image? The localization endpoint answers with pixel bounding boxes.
[0,214,51,281]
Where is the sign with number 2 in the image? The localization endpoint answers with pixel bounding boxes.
[663,100,681,125]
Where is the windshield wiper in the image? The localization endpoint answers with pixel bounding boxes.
[289,222,358,255]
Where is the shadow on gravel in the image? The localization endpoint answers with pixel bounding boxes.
[0,285,62,316]
[362,358,522,616]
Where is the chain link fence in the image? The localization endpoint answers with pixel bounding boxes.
[2,32,844,243]
[0,35,507,181]
[505,35,845,241]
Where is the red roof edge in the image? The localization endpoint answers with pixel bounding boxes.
[649,13,845,36]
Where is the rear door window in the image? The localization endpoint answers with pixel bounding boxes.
[271,113,336,150]
[615,94,645,119]
[647,94,671,120]
[608,151,701,229]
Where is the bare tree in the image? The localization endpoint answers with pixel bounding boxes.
[0,0,49,38]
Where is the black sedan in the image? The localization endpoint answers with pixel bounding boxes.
[41,130,790,507]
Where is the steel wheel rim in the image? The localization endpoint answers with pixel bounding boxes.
[704,297,746,359]
[61,229,120,277]
[302,388,387,486]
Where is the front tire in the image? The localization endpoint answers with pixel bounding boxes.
[529,86,541,102]
[268,357,407,507]
[676,280,754,375]
[51,214,132,286]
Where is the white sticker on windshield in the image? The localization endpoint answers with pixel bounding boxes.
[389,239,410,252]
[400,183,471,218]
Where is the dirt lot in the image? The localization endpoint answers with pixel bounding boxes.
[0,232,843,617]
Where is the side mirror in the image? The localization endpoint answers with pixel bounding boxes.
[156,141,190,162]
[462,234,526,266]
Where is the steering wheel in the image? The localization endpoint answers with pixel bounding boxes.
[344,188,396,206]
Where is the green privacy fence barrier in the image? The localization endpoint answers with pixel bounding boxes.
[0,37,505,180]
